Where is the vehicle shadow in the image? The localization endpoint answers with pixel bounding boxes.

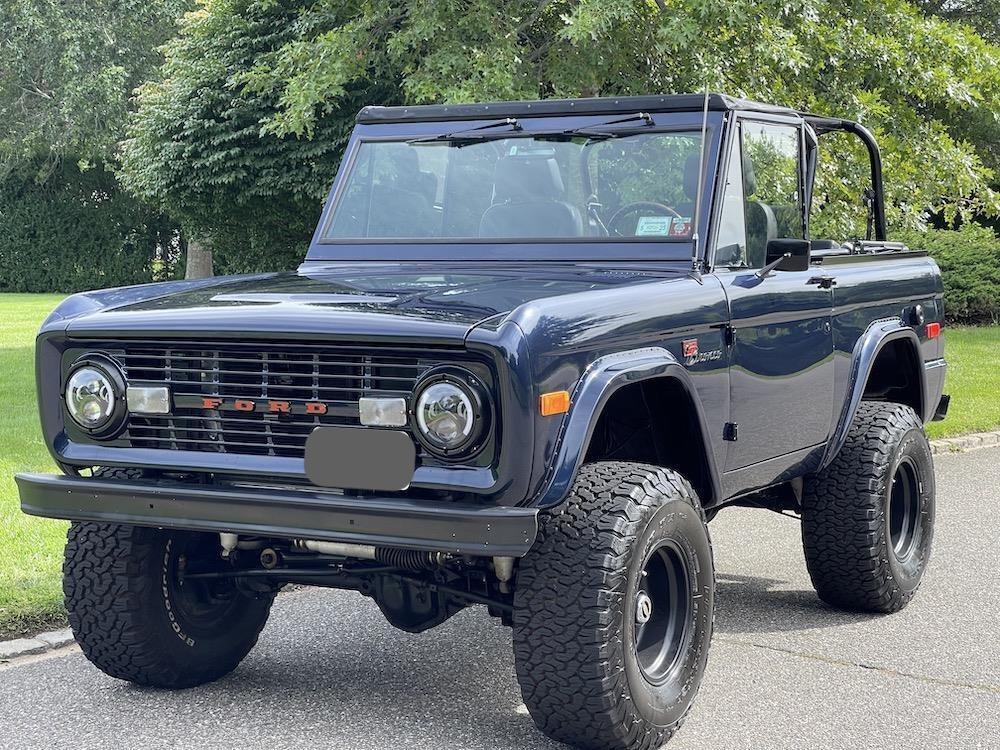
[713,572,873,634]
[119,595,563,750]
[97,582,876,750]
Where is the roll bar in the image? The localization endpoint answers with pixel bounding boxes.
[804,117,888,241]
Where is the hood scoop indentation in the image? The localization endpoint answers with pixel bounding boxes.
[211,293,400,305]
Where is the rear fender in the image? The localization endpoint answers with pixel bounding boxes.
[821,320,925,469]
[531,347,722,508]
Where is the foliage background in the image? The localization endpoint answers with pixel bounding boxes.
[898,224,1000,324]
[0,0,190,290]
[0,164,180,292]
[1,0,1000,305]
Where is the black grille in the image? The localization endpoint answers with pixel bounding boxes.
[104,341,449,458]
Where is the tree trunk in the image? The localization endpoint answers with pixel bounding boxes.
[185,238,214,279]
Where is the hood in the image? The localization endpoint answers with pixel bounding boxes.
[61,264,683,344]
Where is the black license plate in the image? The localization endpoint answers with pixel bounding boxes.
[304,427,415,491]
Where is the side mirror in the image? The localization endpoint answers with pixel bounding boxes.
[765,238,811,272]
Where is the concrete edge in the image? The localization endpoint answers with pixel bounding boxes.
[1,434,996,661]
[929,430,1000,455]
[0,628,74,662]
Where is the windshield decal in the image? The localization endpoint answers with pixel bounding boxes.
[668,217,693,237]
[635,216,674,236]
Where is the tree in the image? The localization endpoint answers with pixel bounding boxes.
[123,0,1000,267]
[917,1,1000,44]
[0,0,190,288]
[0,0,189,171]
[121,0,394,274]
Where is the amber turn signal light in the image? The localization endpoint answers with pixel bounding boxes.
[539,390,571,416]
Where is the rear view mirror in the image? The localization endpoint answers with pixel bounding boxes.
[765,238,811,272]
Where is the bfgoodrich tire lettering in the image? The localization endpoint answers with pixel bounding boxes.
[802,401,935,613]
[512,462,714,750]
[64,469,273,688]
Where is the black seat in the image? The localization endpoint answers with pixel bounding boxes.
[369,148,438,237]
[742,157,777,267]
[479,157,583,238]
[673,152,702,219]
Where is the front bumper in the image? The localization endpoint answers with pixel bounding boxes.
[17,473,539,557]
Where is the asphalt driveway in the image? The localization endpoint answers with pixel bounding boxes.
[1,447,997,750]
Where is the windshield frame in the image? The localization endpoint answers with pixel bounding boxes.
[306,110,725,263]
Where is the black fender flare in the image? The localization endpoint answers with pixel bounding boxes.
[531,347,723,509]
[820,319,926,470]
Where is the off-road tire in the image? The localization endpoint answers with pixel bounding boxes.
[64,468,274,688]
[802,401,935,613]
[512,462,714,750]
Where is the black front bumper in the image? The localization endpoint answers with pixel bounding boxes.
[17,473,539,557]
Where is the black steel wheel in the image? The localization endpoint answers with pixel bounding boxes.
[802,401,935,613]
[888,456,922,564]
[634,541,693,686]
[513,462,714,750]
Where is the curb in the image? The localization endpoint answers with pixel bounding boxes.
[0,628,75,663]
[930,430,1000,455]
[1,433,997,663]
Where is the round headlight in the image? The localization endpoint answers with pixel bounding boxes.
[413,371,488,456]
[65,362,121,433]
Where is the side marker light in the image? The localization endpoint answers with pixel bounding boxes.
[540,390,571,417]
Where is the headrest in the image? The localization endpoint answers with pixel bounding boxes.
[385,147,427,193]
[491,156,565,203]
[743,155,757,197]
[394,146,420,173]
[683,153,701,201]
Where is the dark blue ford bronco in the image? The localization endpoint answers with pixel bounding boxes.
[18,94,948,750]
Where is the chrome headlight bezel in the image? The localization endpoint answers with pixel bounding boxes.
[411,367,491,460]
[63,354,127,437]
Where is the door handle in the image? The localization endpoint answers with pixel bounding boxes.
[807,275,837,289]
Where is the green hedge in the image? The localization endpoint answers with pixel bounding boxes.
[209,222,314,277]
[897,224,1000,325]
[0,165,181,293]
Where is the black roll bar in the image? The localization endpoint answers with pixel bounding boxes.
[805,116,888,241]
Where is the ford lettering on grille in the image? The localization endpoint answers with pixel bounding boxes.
[199,397,331,415]
[82,340,450,458]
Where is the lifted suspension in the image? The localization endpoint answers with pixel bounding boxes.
[180,534,516,628]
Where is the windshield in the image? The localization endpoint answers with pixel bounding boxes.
[323,131,703,242]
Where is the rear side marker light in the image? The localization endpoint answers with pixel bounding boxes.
[926,322,941,339]
[540,390,571,416]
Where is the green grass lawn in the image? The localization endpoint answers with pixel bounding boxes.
[925,326,1000,439]
[1,294,67,638]
[0,293,997,638]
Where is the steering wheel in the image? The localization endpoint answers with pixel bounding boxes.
[606,202,682,236]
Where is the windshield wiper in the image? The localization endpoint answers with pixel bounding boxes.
[407,111,653,145]
[559,111,654,140]
[408,117,522,145]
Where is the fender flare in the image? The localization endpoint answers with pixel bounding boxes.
[820,320,925,470]
[531,347,723,509]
